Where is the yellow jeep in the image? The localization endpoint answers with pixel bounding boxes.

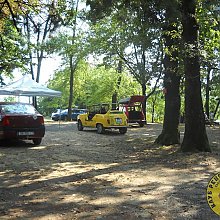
[77,103,128,134]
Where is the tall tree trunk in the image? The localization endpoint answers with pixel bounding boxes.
[155,23,181,145]
[151,95,157,123]
[181,0,211,152]
[141,83,147,123]
[68,56,74,121]
[67,0,79,121]
[112,60,122,109]
[214,98,220,119]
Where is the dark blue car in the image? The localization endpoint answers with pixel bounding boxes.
[51,109,87,121]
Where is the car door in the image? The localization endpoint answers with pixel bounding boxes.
[84,111,96,127]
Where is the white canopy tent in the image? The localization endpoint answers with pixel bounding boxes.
[0,75,61,97]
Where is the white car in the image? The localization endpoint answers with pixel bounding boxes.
[214,119,220,125]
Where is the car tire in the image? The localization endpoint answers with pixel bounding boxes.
[97,123,105,134]
[119,127,127,134]
[77,120,84,131]
[139,122,144,127]
[33,138,42,145]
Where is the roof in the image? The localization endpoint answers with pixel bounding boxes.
[0,75,61,97]
[118,95,145,104]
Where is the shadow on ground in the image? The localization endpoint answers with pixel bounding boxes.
[0,123,219,219]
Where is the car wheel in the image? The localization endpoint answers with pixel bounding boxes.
[64,116,68,121]
[97,123,105,134]
[77,120,84,131]
[119,127,127,134]
[139,122,144,127]
[33,138,42,145]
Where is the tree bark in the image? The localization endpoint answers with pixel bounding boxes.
[155,22,181,145]
[181,0,211,152]
[112,60,122,109]
[214,98,220,119]
[151,95,157,123]
[141,83,147,123]
[154,58,181,145]
[67,0,79,121]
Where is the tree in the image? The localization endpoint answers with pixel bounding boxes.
[66,0,81,121]
[0,0,61,88]
[38,60,141,114]
[155,1,181,145]
[147,90,165,123]
[0,0,35,83]
[0,21,28,83]
[87,0,164,120]
[47,0,89,120]
[0,0,36,31]
[198,1,220,119]
[181,0,211,152]
[20,0,63,107]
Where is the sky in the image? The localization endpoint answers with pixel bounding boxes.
[4,56,62,86]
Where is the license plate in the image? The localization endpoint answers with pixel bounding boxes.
[115,118,122,124]
[18,131,34,136]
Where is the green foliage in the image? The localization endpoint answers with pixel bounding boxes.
[146,90,165,123]
[38,60,141,115]
[198,0,220,114]
[87,1,164,97]
[0,0,38,31]
[2,96,16,102]
[0,21,28,83]
[2,0,219,125]
[198,1,220,67]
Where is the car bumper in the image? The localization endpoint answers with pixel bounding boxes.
[128,120,146,123]
[0,125,45,140]
[51,116,60,121]
[104,126,128,129]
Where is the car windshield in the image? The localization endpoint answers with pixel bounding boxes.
[79,110,87,113]
[1,103,38,114]
[54,109,61,113]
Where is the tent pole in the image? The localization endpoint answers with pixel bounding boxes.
[59,101,61,130]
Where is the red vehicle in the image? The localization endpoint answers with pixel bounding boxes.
[118,95,146,127]
[0,102,45,145]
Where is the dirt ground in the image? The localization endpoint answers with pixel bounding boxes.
[0,122,220,220]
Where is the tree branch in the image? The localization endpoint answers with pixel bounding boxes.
[5,0,19,32]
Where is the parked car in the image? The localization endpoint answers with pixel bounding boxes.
[118,95,146,127]
[51,109,62,120]
[51,109,65,121]
[77,103,128,134]
[0,102,45,145]
[71,109,88,121]
[51,108,87,121]
[214,119,220,125]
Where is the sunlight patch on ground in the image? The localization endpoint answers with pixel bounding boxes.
[90,196,125,206]
[28,146,47,150]
[29,162,116,182]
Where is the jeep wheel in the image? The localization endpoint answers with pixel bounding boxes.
[77,120,84,131]
[97,123,105,134]
[119,127,127,134]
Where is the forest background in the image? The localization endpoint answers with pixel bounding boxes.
[0,0,219,152]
